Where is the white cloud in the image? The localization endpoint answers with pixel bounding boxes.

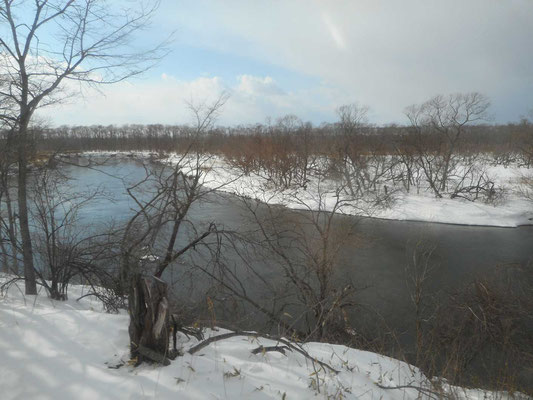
[164,0,533,123]
[236,75,285,96]
[37,1,533,125]
[37,74,349,126]
[37,75,224,126]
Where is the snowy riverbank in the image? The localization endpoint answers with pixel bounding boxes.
[1,276,525,400]
[82,151,533,227]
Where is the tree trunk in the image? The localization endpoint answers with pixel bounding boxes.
[4,187,19,274]
[441,152,451,192]
[0,241,10,273]
[50,280,64,300]
[17,124,37,295]
[128,274,170,365]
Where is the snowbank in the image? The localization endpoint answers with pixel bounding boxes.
[0,276,525,400]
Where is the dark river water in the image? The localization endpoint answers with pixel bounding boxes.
[61,157,533,349]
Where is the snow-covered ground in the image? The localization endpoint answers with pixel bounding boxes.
[1,276,525,400]
[82,151,532,228]
[204,160,532,228]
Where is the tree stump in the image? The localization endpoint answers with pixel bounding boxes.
[128,274,170,365]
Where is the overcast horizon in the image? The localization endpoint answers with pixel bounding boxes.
[38,0,533,127]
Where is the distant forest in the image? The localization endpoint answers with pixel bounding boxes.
[14,118,533,163]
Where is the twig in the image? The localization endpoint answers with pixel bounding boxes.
[375,383,446,400]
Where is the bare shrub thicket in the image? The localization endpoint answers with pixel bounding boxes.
[29,166,116,300]
[224,115,316,190]
[433,267,533,393]
[512,112,533,167]
[333,104,399,207]
[216,96,507,208]
[393,133,424,193]
[403,249,533,394]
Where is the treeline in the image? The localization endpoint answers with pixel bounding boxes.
[18,118,533,162]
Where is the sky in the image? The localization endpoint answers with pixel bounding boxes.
[38,0,533,127]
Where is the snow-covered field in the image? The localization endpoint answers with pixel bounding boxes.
[83,151,533,228]
[1,276,524,400]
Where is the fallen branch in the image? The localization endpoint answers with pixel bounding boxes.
[251,345,290,355]
[188,331,339,373]
[188,331,242,354]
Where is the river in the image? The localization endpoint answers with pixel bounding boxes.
[59,157,533,349]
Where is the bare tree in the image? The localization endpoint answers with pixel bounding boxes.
[200,175,367,343]
[246,195,359,341]
[0,0,168,294]
[335,103,370,198]
[123,95,228,365]
[405,93,491,197]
